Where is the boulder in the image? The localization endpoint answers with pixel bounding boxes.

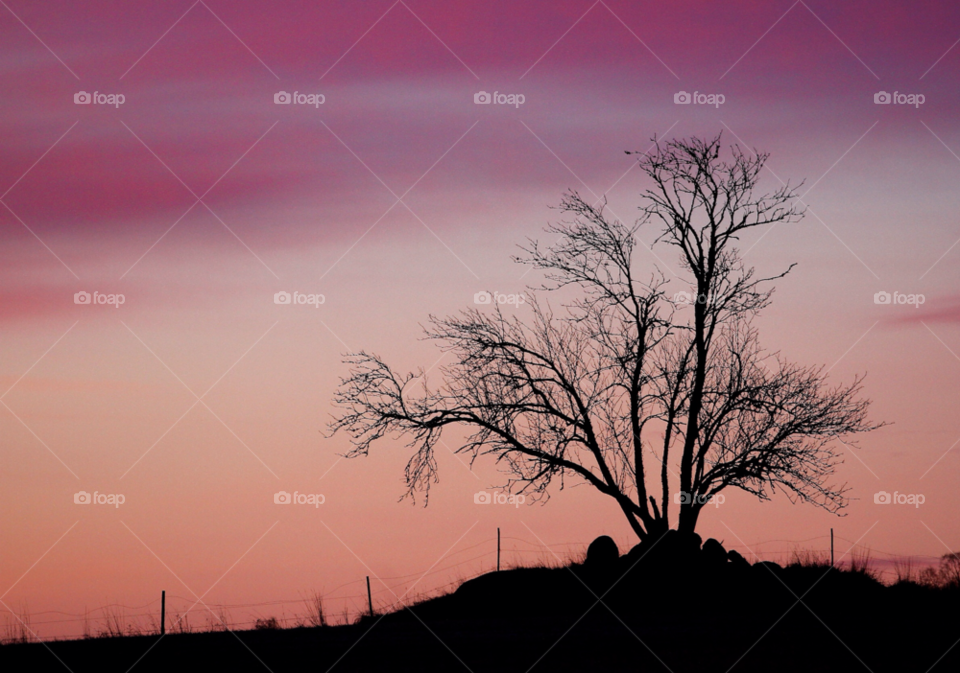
[659,530,702,560]
[585,535,619,568]
[621,528,667,564]
[727,549,750,569]
[682,531,703,555]
[753,560,783,575]
[702,538,728,566]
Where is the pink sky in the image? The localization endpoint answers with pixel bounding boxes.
[2,0,960,639]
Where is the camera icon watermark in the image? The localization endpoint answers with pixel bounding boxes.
[874,91,924,108]
[474,91,525,108]
[473,290,525,307]
[274,490,325,507]
[274,91,325,107]
[74,91,125,108]
[274,291,325,307]
[873,291,924,308]
[74,291,125,307]
[74,491,125,507]
[674,91,725,108]
[874,490,924,508]
[474,490,525,507]
[674,491,725,508]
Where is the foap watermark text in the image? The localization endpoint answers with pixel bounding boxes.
[474,291,525,307]
[875,491,924,508]
[874,291,924,308]
[674,91,725,108]
[274,91,325,107]
[474,490,525,507]
[674,491,725,508]
[275,291,325,307]
[274,491,325,507]
[75,491,125,508]
[75,91,125,107]
[874,91,924,108]
[474,91,525,108]
[75,291,125,307]
[673,290,715,306]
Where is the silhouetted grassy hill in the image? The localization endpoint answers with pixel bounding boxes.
[4,533,959,672]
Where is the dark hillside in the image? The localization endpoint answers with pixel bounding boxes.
[4,533,959,672]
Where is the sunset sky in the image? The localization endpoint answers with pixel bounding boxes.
[2,0,960,639]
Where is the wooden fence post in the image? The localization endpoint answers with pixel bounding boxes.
[160,590,166,635]
[366,576,373,617]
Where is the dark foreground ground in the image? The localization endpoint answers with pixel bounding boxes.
[4,532,960,672]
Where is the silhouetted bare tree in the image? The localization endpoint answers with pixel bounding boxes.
[330,134,880,541]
